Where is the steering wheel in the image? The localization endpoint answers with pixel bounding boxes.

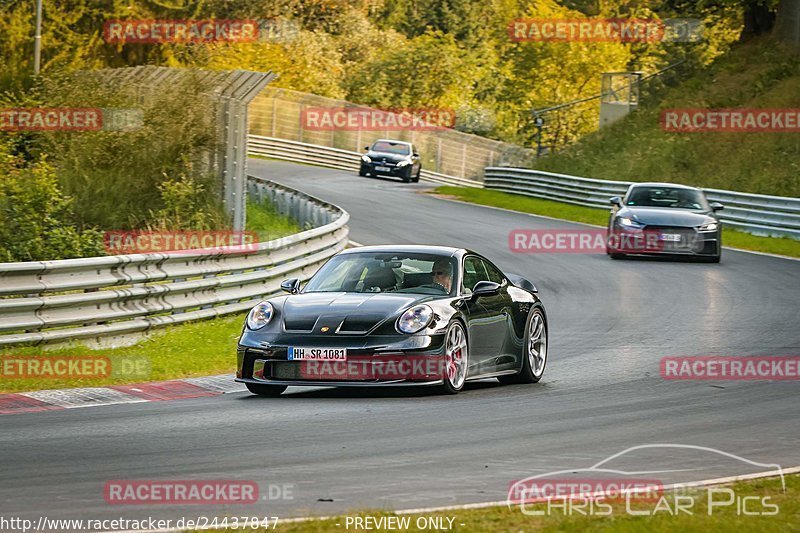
[418,282,448,294]
[364,284,397,293]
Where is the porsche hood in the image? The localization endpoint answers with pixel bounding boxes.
[280,292,431,334]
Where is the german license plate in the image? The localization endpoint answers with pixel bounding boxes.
[288,347,347,361]
[660,233,681,242]
[375,166,390,172]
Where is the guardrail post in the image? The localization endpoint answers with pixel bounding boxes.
[299,104,305,143]
[271,97,277,137]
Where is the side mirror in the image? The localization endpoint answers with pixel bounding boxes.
[471,280,501,298]
[506,273,537,293]
[413,152,419,157]
[610,196,622,206]
[364,146,370,151]
[280,278,301,294]
[710,202,724,211]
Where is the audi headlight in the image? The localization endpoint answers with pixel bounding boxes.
[361,155,371,163]
[619,217,644,229]
[396,305,433,334]
[247,301,274,330]
[699,222,718,231]
[396,160,411,167]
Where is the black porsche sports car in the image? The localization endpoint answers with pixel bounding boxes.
[607,183,724,262]
[358,139,422,183]
[236,245,547,396]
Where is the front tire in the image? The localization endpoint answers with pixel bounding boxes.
[499,307,547,385]
[246,383,287,397]
[359,167,368,177]
[413,167,421,183]
[440,321,469,394]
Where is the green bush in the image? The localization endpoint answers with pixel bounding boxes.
[146,173,229,231]
[0,145,104,262]
[39,73,223,231]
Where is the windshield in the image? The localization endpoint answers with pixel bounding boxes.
[304,252,457,295]
[625,186,709,210]
[370,141,411,155]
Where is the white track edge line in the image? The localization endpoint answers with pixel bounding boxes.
[106,465,800,532]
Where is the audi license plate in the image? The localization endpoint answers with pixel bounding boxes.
[660,233,682,242]
[375,166,391,172]
[288,347,347,361]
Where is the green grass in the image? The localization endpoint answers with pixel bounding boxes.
[0,198,301,394]
[0,315,243,393]
[206,474,800,532]
[433,186,800,258]
[534,37,800,198]
[246,199,303,239]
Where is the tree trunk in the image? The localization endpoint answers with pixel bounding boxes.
[775,0,800,44]
[740,1,777,41]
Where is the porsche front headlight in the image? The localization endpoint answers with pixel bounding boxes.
[247,301,274,330]
[396,305,433,334]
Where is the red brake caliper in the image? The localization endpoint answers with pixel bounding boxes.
[449,349,460,379]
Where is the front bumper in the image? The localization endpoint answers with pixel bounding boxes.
[360,162,413,178]
[236,377,444,388]
[609,227,720,256]
[236,333,446,387]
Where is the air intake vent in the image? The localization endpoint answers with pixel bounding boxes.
[338,314,385,334]
[283,316,317,332]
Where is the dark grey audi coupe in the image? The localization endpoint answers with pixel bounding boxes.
[607,183,724,262]
[236,245,547,396]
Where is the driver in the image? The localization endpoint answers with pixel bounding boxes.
[431,258,453,293]
[676,190,698,209]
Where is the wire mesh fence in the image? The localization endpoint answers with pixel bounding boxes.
[248,87,535,182]
[85,66,276,230]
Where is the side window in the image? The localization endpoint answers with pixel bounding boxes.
[482,260,505,284]
[462,256,489,293]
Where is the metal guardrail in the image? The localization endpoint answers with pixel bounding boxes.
[0,178,349,347]
[249,87,535,182]
[248,135,483,188]
[245,136,799,239]
[485,167,800,239]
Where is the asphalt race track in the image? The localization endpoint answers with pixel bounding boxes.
[2,160,799,525]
